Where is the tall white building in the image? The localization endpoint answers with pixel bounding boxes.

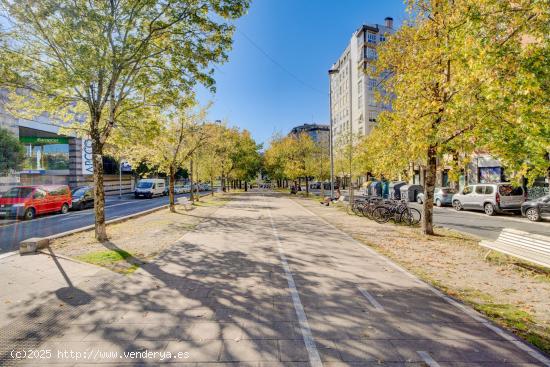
[329,17,395,145]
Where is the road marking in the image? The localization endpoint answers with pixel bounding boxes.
[266,205,323,367]
[417,351,440,367]
[358,287,384,311]
[288,198,550,367]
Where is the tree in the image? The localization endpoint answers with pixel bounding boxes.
[466,1,550,187]
[0,0,250,240]
[210,124,240,192]
[312,137,330,197]
[264,133,288,187]
[195,123,223,196]
[0,127,25,175]
[366,0,495,235]
[264,133,317,195]
[111,103,209,212]
[232,130,262,191]
[334,130,362,204]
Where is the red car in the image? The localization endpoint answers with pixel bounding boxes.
[0,185,72,220]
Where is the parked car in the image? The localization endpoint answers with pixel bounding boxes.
[452,183,526,216]
[174,185,185,194]
[134,179,166,199]
[0,185,72,220]
[309,182,321,190]
[521,195,550,222]
[417,187,457,207]
[71,186,94,210]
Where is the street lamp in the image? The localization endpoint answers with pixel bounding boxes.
[328,67,339,198]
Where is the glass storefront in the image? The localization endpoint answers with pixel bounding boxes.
[19,136,70,172]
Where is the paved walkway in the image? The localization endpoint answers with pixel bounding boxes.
[0,192,548,366]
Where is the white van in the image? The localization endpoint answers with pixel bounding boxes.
[134,179,166,199]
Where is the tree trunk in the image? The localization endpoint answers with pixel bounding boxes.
[169,165,176,212]
[349,175,354,207]
[422,147,437,235]
[244,181,248,192]
[195,161,200,201]
[305,176,309,196]
[190,158,195,203]
[211,176,214,196]
[91,137,107,241]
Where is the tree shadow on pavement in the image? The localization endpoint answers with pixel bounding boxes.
[0,192,544,366]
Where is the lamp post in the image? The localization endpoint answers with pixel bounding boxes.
[328,68,339,198]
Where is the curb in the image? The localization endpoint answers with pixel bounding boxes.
[45,204,170,242]
[17,193,211,253]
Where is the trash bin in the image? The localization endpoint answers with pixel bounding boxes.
[381,180,390,199]
[389,181,407,200]
[368,181,383,197]
[400,184,423,202]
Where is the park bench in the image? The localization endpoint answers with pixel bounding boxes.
[177,197,194,211]
[480,228,550,268]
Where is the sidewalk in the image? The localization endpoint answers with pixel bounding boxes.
[0,191,548,366]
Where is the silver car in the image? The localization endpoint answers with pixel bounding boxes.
[417,187,457,207]
[452,183,526,216]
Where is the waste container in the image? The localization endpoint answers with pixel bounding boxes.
[381,180,390,199]
[400,184,423,202]
[368,181,383,197]
[389,181,407,200]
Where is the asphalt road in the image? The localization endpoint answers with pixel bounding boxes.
[408,202,550,240]
[0,192,210,255]
[307,189,549,240]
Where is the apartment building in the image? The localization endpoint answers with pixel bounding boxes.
[289,123,329,146]
[329,17,394,145]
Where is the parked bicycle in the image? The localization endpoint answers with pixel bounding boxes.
[350,196,421,226]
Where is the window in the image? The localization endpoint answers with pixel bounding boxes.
[368,96,377,107]
[49,186,69,196]
[368,111,377,122]
[2,187,34,198]
[380,34,386,42]
[462,186,473,195]
[475,186,485,194]
[33,189,46,199]
[368,78,377,91]
[365,47,377,60]
[498,185,524,196]
[367,32,377,44]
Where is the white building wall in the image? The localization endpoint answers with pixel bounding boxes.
[330,19,395,146]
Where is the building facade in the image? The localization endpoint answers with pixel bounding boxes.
[329,17,395,145]
[0,90,133,194]
[289,123,329,146]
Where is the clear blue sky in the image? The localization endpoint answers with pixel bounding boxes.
[196,0,407,146]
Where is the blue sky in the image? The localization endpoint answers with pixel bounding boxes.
[196,0,407,146]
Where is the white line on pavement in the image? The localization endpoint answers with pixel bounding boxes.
[417,351,440,367]
[289,198,550,367]
[266,205,323,367]
[358,287,385,311]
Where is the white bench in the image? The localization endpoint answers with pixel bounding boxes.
[177,197,194,211]
[480,228,550,268]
